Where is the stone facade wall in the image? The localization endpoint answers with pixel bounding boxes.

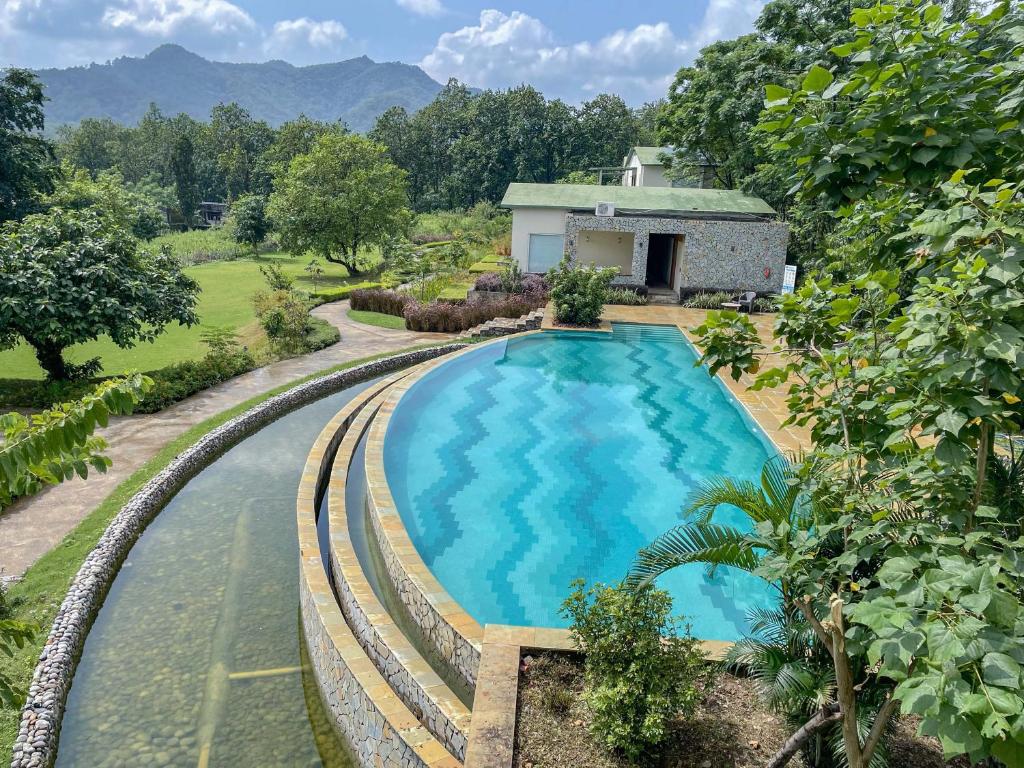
[299,574,445,768]
[565,213,789,292]
[10,345,465,768]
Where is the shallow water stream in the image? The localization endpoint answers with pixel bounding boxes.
[57,383,376,768]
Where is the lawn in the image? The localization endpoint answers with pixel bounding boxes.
[347,309,407,330]
[0,250,379,379]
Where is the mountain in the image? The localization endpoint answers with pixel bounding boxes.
[33,44,445,132]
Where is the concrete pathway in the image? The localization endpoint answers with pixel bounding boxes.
[0,302,451,581]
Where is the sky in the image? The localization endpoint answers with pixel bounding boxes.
[0,0,767,103]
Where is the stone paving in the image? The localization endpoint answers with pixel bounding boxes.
[0,301,451,581]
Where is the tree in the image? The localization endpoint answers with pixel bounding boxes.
[45,161,164,240]
[54,117,127,176]
[681,3,1024,766]
[268,133,411,276]
[229,193,269,252]
[170,133,200,228]
[0,68,54,223]
[0,207,200,380]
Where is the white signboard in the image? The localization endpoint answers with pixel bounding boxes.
[781,264,798,295]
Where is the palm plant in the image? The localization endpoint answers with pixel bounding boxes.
[627,456,895,768]
[627,455,825,605]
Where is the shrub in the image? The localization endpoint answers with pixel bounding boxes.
[474,272,503,292]
[521,273,549,299]
[500,259,524,293]
[606,287,649,306]
[310,281,385,305]
[548,256,618,326]
[681,290,733,310]
[252,289,312,353]
[753,295,778,313]
[258,263,294,291]
[403,295,541,333]
[350,288,415,317]
[137,346,256,413]
[561,580,707,762]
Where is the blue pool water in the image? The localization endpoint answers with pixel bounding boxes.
[383,325,777,641]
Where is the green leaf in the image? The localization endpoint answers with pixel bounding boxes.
[764,84,790,104]
[802,65,834,93]
[935,409,968,435]
[877,556,919,587]
[983,653,1022,688]
[913,146,941,165]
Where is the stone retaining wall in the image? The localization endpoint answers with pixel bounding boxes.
[326,390,472,760]
[363,346,524,694]
[10,344,465,768]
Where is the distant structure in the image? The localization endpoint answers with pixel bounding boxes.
[501,146,787,301]
[198,202,228,227]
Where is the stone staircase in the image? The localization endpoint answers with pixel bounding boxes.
[462,308,545,339]
[646,287,680,306]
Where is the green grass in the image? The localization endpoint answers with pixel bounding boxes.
[346,309,407,330]
[0,342,454,763]
[437,280,474,301]
[0,249,381,380]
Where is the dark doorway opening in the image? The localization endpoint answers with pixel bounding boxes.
[645,233,675,287]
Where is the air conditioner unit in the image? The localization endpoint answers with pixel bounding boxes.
[595,201,615,217]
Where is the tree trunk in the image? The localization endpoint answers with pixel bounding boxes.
[765,703,842,768]
[32,340,70,381]
[323,252,361,276]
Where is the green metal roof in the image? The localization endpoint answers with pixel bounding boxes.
[500,183,777,217]
[629,146,672,165]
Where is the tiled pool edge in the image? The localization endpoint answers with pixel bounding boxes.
[324,386,473,760]
[364,341,519,692]
[10,344,466,768]
[297,374,461,768]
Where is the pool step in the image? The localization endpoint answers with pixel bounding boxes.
[327,384,473,761]
[297,373,464,768]
[610,321,687,343]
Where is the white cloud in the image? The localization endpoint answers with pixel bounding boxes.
[0,0,352,68]
[420,4,766,104]
[264,17,348,62]
[101,0,255,37]
[396,0,444,17]
[693,0,766,47]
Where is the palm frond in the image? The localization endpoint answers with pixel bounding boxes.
[684,477,770,524]
[626,522,759,589]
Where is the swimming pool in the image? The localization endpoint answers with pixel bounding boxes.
[383,324,777,641]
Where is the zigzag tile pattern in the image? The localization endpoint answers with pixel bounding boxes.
[384,327,779,641]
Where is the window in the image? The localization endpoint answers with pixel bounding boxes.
[528,234,565,273]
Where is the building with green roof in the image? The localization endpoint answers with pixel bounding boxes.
[499,175,789,299]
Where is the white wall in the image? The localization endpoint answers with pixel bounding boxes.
[638,164,670,187]
[576,230,634,275]
[622,155,642,186]
[510,208,569,272]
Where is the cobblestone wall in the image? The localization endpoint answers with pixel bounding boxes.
[565,213,789,292]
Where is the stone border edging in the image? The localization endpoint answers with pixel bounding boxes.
[365,340,522,692]
[297,374,460,768]
[10,344,466,768]
[463,625,731,768]
[326,389,472,760]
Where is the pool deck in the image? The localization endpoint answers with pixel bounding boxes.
[544,303,810,455]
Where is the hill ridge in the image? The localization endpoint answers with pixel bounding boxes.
[33,45,443,132]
